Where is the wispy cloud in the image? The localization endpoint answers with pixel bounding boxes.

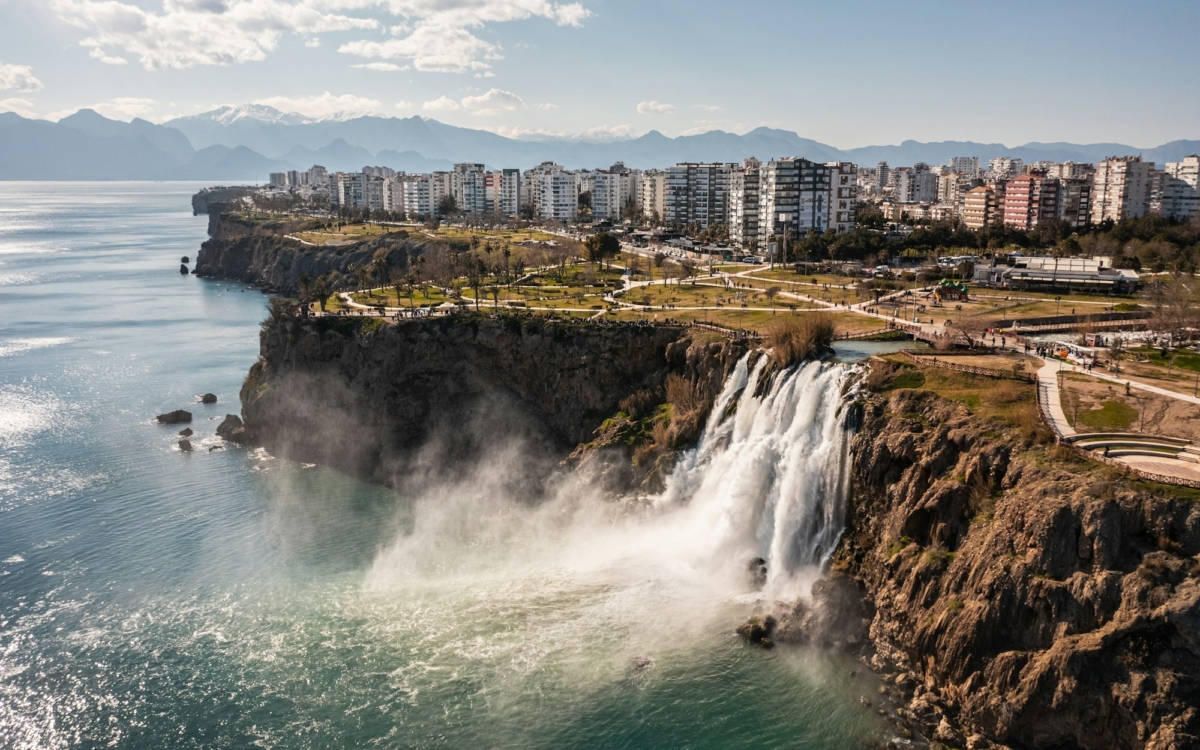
[337,0,592,74]
[351,62,410,71]
[49,96,156,121]
[637,100,674,115]
[0,97,38,118]
[53,0,378,70]
[422,95,460,111]
[0,62,44,92]
[461,87,524,116]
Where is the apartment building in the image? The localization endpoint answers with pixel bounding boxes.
[962,186,998,229]
[892,164,937,204]
[664,163,733,228]
[639,171,667,222]
[758,157,832,241]
[875,161,890,188]
[729,161,761,248]
[402,175,432,217]
[451,163,488,217]
[826,162,857,234]
[589,163,640,221]
[1058,179,1093,228]
[429,172,452,215]
[521,162,577,222]
[948,156,980,177]
[988,157,1023,178]
[1090,156,1154,223]
[307,165,328,187]
[498,168,521,217]
[1002,173,1060,231]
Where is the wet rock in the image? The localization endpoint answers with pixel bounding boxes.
[156,409,192,424]
[216,414,247,443]
[178,428,193,437]
[200,393,217,404]
[628,656,655,672]
[180,264,190,275]
[208,445,223,452]
[180,256,189,264]
[736,615,776,647]
[747,557,768,589]
[178,439,193,452]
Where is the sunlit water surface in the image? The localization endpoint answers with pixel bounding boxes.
[0,183,886,749]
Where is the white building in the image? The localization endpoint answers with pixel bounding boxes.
[522,162,577,222]
[949,156,979,177]
[988,157,1024,177]
[452,163,487,217]
[498,168,521,217]
[1153,156,1200,220]
[1091,156,1154,223]
[402,176,432,217]
[639,171,667,223]
[729,161,761,248]
[429,172,452,215]
[758,157,832,244]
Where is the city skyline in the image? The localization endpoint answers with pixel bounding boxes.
[2,0,1199,146]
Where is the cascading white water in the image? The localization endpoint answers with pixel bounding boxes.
[653,353,854,599]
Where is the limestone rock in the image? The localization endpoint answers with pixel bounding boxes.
[178,428,193,437]
[156,409,192,424]
[200,393,217,404]
[178,439,193,452]
[216,414,247,443]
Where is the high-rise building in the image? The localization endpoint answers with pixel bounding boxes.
[948,156,980,177]
[875,161,890,188]
[729,162,761,248]
[664,163,733,228]
[988,157,1024,178]
[639,171,667,222]
[269,172,288,188]
[307,165,328,187]
[826,161,857,234]
[452,163,487,217]
[1153,157,1200,220]
[892,164,937,203]
[588,163,640,221]
[1090,156,1154,223]
[1002,174,1060,231]
[429,172,452,215]
[1058,179,1093,228]
[402,176,431,217]
[521,162,577,222]
[962,186,997,229]
[498,168,522,217]
[758,158,832,242]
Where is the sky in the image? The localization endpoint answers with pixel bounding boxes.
[1,0,1198,147]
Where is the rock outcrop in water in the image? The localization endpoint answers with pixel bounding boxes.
[156,409,192,424]
[838,387,1200,750]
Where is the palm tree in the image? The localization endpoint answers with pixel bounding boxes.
[313,274,330,312]
[298,275,311,315]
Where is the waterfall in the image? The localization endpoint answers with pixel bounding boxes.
[653,354,854,598]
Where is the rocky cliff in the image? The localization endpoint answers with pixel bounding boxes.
[194,210,430,294]
[241,312,746,488]
[836,386,1200,750]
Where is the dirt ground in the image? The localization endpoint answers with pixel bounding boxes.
[1060,371,1200,440]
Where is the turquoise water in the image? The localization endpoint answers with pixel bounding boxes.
[0,183,886,749]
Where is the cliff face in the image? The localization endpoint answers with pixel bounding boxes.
[194,211,427,294]
[241,314,746,488]
[839,388,1200,750]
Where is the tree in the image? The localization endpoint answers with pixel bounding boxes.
[312,274,330,312]
[298,274,312,315]
[765,285,781,305]
[680,258,698,285]
[390,269,407,309]
[437,195,458,217]
[466,257,483,311]
[585,232,621,270]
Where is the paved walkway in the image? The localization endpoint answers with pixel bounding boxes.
[1035,358,1078,438]
[1120,455,1200,483]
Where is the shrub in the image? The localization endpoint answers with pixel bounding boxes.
[765,313,835,367]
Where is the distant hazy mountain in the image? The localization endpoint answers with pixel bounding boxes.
[0,111,290,180]
[3,104,1196,181]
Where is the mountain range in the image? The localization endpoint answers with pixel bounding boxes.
[1,104,1197,181]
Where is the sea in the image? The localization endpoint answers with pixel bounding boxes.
[0,183,886,749]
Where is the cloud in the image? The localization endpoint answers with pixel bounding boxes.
[637,100,674,115]
[254,91,385,118]
[395,100,413,109]
[0,62,44,92]
[87,47,129,64]
[305,37,321,47]
[460,87,524,115]
[536,102,558,110]
[53,0,378,70]
[351,61,409,70]
[694,104,719,113]
[337,0,591,74]
[421,95,459,111]
[49,96,157,121]
[0,98,38,118]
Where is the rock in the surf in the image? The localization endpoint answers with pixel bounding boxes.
[200,393,217,404]
[156,409,192,424]
[178,439,193,452]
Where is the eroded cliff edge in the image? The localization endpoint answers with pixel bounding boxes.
[240,313,747,488]
[838,387,1200,750]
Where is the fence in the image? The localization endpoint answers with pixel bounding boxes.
[898,350,1035,383]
